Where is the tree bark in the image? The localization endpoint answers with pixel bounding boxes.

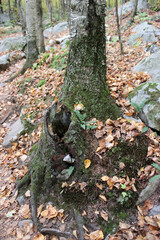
[130,0,138,23]
[23,0,39,70]
[61,0,120,120]
[115,0,124,54]
[8,0,11,20]
[35,0,45,53]
[18,0,26,35]
[46,0,52,22]
[0,0,3,13]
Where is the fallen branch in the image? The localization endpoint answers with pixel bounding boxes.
[74,209,84,240]
[0,106,14,124]
[40,228,74,238]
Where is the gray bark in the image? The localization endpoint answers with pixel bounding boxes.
[18,0,26,35]
[46,0,52,22]
[0,0,3,13]
[25,0,39,68]
[115,0,124,54]
[61,0,120,120]
[35,0,45,53]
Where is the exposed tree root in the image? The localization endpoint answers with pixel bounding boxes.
[40,228,75,238]
[74,209,84,240]
[0,106,14,124]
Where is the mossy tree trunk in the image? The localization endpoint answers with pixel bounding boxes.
[18,0,26,36]
[35,0,45,53]
[19,1,120,227]
[60,0,120,120]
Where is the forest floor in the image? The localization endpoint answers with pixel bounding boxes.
[0,8,160,240]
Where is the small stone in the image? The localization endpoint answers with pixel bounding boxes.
[149,205,160,216]
[16,195,25,206]
[63,154,75,163]
[57,169,70,181]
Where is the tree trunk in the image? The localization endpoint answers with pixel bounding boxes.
[115,0,124,54]
[61,0,120,121]
[0,0,3,13]
[8,0,11,20]
[18,0,26,35]
[46,0,52,22]
[130,0,138,23]
[35,0,45,53]
[23,0,39,71]
[14,0,17,8]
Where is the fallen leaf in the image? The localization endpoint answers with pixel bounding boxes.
[100,210,108,221]
[99,195,107,202]
[89,230,104,240]
[33,233,45,240]
[84,159,91,169]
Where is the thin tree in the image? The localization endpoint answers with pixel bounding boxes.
[0,0,3,13]
[46,0,52,22]
[130,0,139,24]
[6,0,45,82]
[35,0,45,53]
[18,0,26,35]
[115,0,124,54]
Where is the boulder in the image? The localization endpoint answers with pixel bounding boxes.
[118,0,149,15]
[0,36,26,52]
[2,118,24,147]
[128,22,160,45]
[44,22,68,38]
[128,77,160,130]
[0,54,10,71]
[133,50,160,79]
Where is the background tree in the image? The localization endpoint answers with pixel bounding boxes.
[18,0,26,35]
[35,0,45,53]
[115,0,124,54]
[46,0,52,22]
[0,0,3,13]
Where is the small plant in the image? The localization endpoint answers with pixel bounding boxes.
[74,104,97,130]
[36,79,45,88]
[150,163,160,182]
[50,51,68,70]
[117,184,132,205]
[130,99,149,113]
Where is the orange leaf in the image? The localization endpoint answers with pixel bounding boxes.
[84,159,91,169]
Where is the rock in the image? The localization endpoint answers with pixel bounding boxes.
[149,205,160,216]
[0,54,10,70]
[2,117,24,147]
[16,195,25,206]
[44,22,68,38]
[0,36,26,52]
[137,178,160,204]
[128,77,160,131]
[0,13,10,25]
[63,154,75,163]
[55,35,70,44]
[57,169,71,181]
[133,50,160,79]
[128,22,160,45]
[149,44,160,54]
[118,0,149,15]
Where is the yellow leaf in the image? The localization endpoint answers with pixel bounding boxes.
[84,159,91,169]
[89,230,104,240]
[101,176,109,182]
[96,183,103,190]
[74,103,84,111]
[99,195,107,202]
[37,204,44,217]
[33,233,45,240]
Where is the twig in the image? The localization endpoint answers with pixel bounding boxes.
[0,107,14,124]
[40,228,74,238]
